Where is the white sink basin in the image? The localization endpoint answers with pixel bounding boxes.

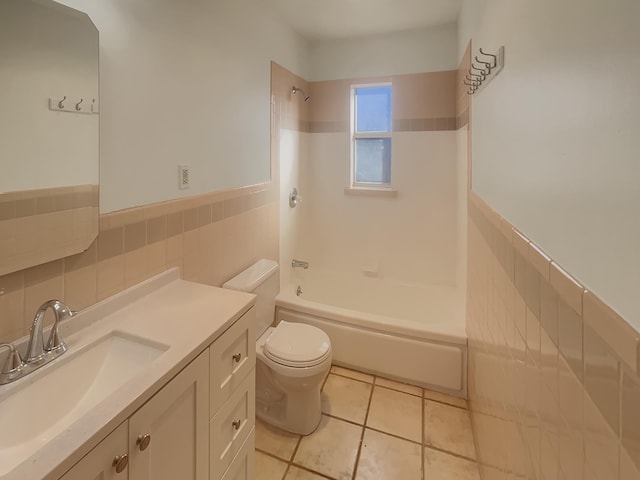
[0,331,168,475]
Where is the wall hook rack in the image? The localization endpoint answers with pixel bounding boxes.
[466,46,504,96]
[49,95,98,115]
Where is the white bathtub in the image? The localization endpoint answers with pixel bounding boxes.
[275,270,467,397]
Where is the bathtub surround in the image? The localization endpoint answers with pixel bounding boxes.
[273,61,468,395]
[289,70,461,287]
[0,185,278,344]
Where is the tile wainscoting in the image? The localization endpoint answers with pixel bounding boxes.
[0,184,278,343]
[467,190,640,480]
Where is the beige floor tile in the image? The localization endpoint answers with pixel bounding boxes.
[424,448,480,480]
[284,466,328,480]
[331,365,374,383]
[255,451,289,480]
[367,386,422,442]
[355,429,422,480]
[256,418,301,461]
[375,377,422,397]
[294,415,362,480]
[424,389,469,409]
[322,374,372,424]
[424,400,476,459]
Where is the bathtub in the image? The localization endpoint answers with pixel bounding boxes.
[275,269,467,397]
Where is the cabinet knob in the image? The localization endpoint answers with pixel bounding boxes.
[137,433,152,451]
[232,353,242,363]
[232,419,241,430]
[112,454,128,473]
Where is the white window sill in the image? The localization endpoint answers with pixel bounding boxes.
[343,186,398,198]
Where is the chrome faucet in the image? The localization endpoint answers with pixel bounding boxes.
[291,259,309,269]
[0,300,76,385]
[25,300,76,363]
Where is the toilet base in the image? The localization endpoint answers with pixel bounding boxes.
[255,357,330,435]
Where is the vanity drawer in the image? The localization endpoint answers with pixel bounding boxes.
[209,369,255,480]
[210,307,255,415]
[218,428,255,480]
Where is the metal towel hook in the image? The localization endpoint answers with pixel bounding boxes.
[471,62,489,76]
[474,56,493,72]
[75,98,83,111]
[58,96,66,109]
[478,48,498,68]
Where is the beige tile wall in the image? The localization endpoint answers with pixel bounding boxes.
[466,190,640,480]
[307,71,457,133]
[0,185,278,344]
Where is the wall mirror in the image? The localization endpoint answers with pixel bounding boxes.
[0,0,99,276]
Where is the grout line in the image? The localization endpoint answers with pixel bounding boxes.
[329,371,373,385]
[288,464,337,480]
[423,395,469,411]
[281,462,291,480]
[289,434,303,463]
[373,383,424,398]
[351,378,376,479]
[423,444,479,464]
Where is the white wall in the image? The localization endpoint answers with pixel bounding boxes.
[309,24,458,81]
[459,0,640,326]
[57,0,309,212]
[298,131,459,287]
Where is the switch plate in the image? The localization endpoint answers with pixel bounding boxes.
[178,165,190,189]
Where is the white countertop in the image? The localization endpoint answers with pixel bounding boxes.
[0,269,255,480]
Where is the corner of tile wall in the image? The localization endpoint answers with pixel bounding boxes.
[467,190,640,479]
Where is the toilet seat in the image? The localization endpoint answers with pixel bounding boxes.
[264,321,331,368]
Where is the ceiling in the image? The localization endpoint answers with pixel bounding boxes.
[262,0,462,42]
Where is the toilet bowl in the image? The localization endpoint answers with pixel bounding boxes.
[223,259,332,435]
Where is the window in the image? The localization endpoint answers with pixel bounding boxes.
[350,84,392,188]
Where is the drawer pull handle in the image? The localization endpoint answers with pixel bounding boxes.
[232,419,242,430]
[137,433,152,451]
[232,353,242,363]
[112,454,129,473]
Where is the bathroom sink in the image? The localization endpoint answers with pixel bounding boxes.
[0,331,168,476]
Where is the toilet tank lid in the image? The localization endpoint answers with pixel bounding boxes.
[222,259,279,292]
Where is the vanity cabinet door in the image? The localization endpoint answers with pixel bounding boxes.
[59,422,129,480]
[210,307,256,415]
[129,350,209,480]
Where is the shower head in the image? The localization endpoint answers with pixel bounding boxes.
[292,86,310,102]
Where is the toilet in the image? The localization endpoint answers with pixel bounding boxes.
[223,259,332,435]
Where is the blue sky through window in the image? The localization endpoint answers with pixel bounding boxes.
[355,86,392,133]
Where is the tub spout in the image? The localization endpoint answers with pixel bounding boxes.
[291,259,309,269]
[296,286,303,296]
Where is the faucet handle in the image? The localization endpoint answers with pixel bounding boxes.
[0,343,24,375]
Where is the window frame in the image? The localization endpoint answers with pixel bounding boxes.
[349,82,393,190]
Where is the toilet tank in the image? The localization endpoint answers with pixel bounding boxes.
[222,259,279,336]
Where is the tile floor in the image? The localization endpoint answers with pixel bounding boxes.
[255,366,480,480]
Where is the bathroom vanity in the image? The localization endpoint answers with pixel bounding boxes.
[0,269,256,480]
